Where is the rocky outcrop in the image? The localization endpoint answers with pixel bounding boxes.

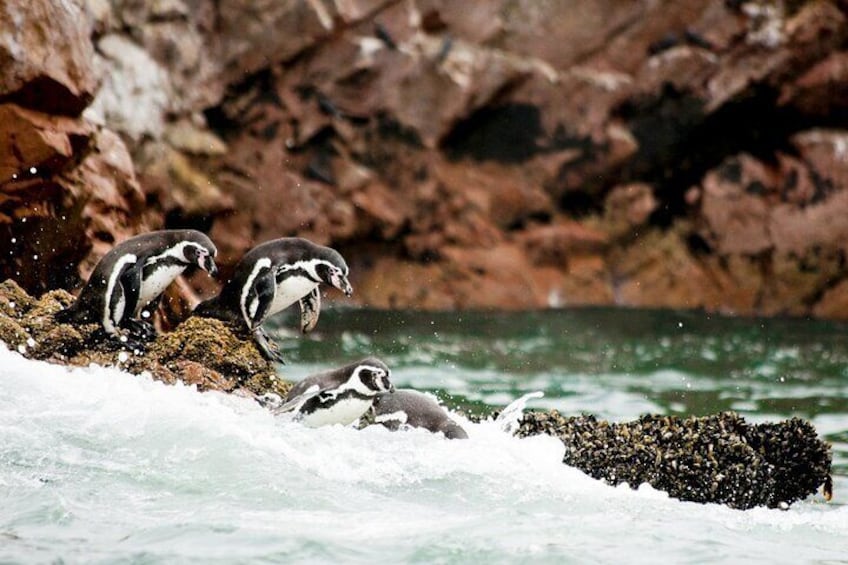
[0,279,287,398]
[518,409,832,510]
[4,0,848,317]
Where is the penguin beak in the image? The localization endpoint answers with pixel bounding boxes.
[202,255,218,277]
[331,273,353,297]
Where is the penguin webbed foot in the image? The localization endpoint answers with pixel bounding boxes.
[88,328,148,355]
[253,327,286,364]
[122,319,157,343]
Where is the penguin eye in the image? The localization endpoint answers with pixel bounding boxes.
[359,369,377,389]
[313,263,330,283]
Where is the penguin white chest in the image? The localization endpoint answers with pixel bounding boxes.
[299,396,374,428]
[137,265,186,312]
[270,276,318,316]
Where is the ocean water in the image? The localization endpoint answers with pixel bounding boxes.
[2,308,848,563]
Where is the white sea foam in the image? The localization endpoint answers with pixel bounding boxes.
[0,345,846,563]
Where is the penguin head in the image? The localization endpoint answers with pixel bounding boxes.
[314,256,352,297]
[180,235,218,277]
[351,357,394,395]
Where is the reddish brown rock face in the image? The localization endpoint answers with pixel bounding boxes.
[4,0,848,317]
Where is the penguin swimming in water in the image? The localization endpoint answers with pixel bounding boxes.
[273,357,393,427]
[193,237,352,363]
[372,389,468,439]
[55,229,218,346]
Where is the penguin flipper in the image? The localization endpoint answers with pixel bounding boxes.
[298,287,321,334]
[116,263,154,341]
[272,385,321,415]
[242,268,276,330]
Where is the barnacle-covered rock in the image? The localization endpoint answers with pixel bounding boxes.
[517,410,832,510]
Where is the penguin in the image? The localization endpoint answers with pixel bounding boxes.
[273,357,393,427]
[371,389,468,439]
[193,237,352,363]
[55,229,218,345]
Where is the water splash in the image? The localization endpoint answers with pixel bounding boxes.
[495,391,544,435]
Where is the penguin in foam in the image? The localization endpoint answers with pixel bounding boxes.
[273,357,393,427]
[372,389,468,439]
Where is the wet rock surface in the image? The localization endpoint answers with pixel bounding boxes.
[517,410,833,510]
[0,279,288,399]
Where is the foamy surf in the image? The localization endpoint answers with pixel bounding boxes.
[0,345,846,563]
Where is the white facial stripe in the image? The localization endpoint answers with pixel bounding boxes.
[375,410,408,425]
[241,257,272,327]
[277,259,326,282]
[103,254,137,335]
[143,241,195,266]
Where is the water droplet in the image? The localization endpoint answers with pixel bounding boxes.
[26,337,36,348]
[678,322,683,328]
[117,351,129,363]
[10,238,16,243]
[29,166,37,174]
[8,301,15,309]
[33,254,38,260]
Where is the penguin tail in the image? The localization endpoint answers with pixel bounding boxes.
[53,303,88,325]
[191,297,218,319]
[192,296,238,323]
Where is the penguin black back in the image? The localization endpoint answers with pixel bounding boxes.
[373,389,468,439]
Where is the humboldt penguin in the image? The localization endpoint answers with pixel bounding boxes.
[55,229,217,345]
[273,357,393,427]
[372,389,468,439]
[193,237,352,363]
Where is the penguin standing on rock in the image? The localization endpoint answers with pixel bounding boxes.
[55,230,218,346]
[273,357,394,427]
[193,237,352,363]
[372,389,469,439]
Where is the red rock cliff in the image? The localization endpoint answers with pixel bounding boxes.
[3,0,848,316]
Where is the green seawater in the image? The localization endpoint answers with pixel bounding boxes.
[3,307,848,563]
[275,307,848,476]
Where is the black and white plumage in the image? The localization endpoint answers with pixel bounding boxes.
[273,357,393,427]
[372,389,468,439]
[55,229,218,344]
[193,237,352,363]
